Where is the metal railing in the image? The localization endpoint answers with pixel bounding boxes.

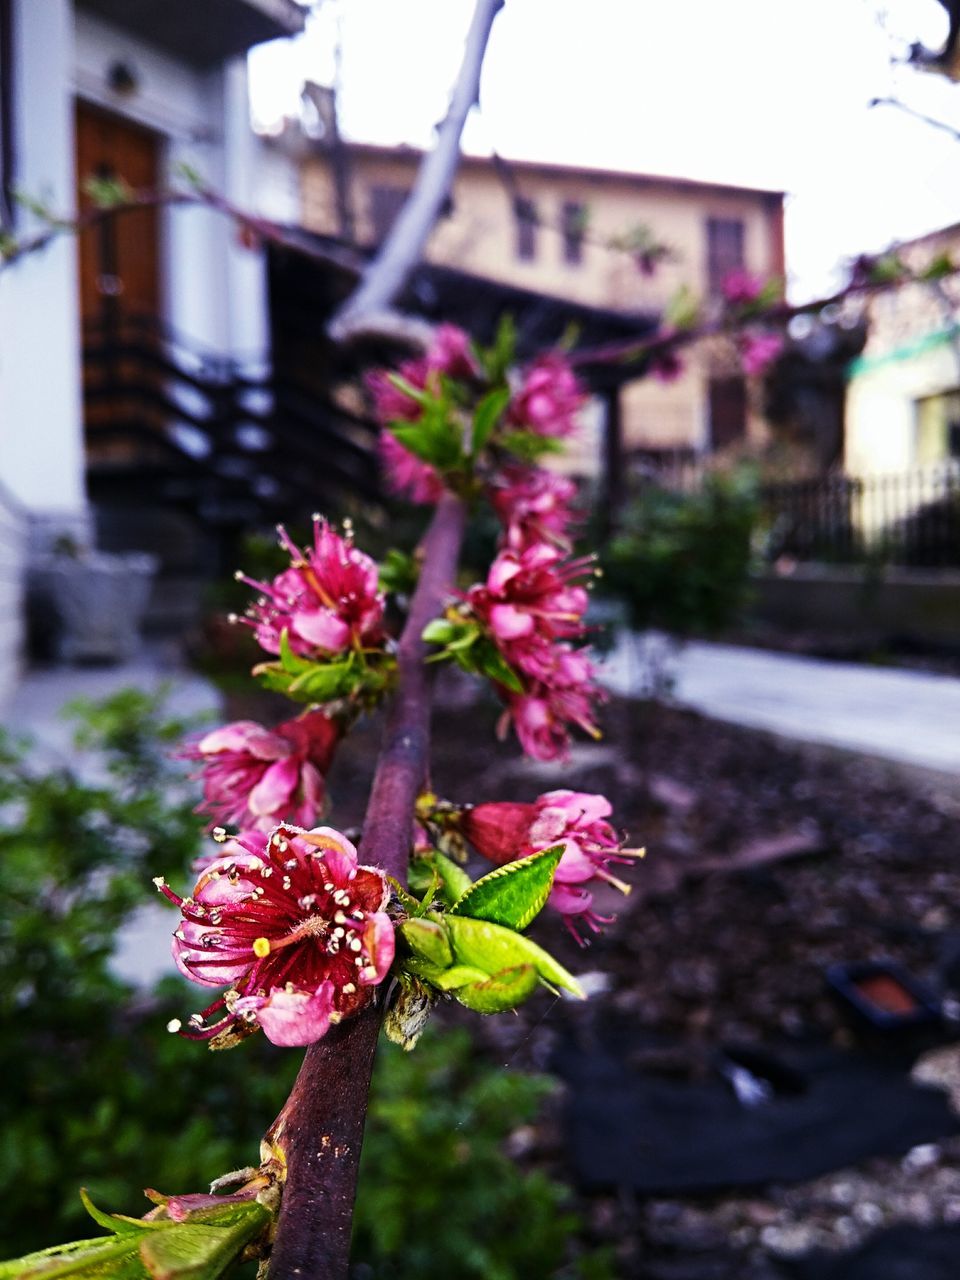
[761,464,960,567]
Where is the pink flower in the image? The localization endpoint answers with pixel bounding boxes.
[738,329,784,377]
[158,824,395,1048]
[488,465,579,552]
[500,647,603,764]
[366,324,477,426]
[379,431,445,505]
[182,710,340,833]
[236,517,384,660]
[508,354,585,438]
[721,269,764,306]
[467,543,592,684]
[650,348,684,384]
[462,790,639,942]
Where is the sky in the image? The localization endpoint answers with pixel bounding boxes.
[248,0,960,301]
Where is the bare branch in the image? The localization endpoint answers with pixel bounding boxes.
[870,94,960,143]
[328,0,505,342]
[266,494,467,1280]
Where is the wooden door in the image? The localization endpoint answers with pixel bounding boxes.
[76,100,160,329]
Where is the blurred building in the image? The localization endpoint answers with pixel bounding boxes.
[298,137,786,465]
[846,222,960,476]
[0,0,305,697]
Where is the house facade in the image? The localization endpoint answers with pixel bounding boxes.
[845,222,960,477]
[299,140,786,465]
[0,0,304,698]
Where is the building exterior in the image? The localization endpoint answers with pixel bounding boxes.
[0,0,305,698]
[845,222,960,477]
[299,141,786,464]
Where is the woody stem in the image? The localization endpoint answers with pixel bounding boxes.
[266,494,467,1280]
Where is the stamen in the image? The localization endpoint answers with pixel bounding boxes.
[166,1018,182,1033]
[253,937,271,958]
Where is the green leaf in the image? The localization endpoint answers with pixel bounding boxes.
[471,387,510,455]
[423,851,474,905]
[454,964,539,1014]
[421,619,458,646]
[378,548,419,596]
[399,917,454,968]
[278,628,311,675]
[450,845,564,930]
[425,964,492,991]
[475,640,524,694]
[500,431,564,462]
[0,1235,144,1278]
[139,1209,267,1280]
[81,1188,157,1235]
[286,660,357,701]
[386,372,432,408]
[443,915,584,999]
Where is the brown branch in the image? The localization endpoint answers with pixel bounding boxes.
[328,0,505,341]
[266,493,467,1280]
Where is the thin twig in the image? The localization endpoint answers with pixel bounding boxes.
[870,94,960,144]
[266,494,467,1280]
[328,0,505,340]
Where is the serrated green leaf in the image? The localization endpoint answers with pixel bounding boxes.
[287,660,357,701]
[443,915,584,998]
[251,662,292,695]
[139,1208,268,1280]
[454,964,539,1013]
[0,1235,144,1278]
[399,917,453,968]
[471,387,510,455]
[450,845,564,930]
[424,851,474,905]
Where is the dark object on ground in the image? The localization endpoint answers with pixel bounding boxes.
[555,1021,960,1194]
[782,1224,960,1280]
[826,960,943,1038]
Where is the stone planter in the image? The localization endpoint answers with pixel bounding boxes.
[33,551,158,663]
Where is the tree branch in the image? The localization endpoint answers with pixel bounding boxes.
[328,0,505,342]
[266,493,467,1280]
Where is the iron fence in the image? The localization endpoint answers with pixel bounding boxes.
[761,465,960,568]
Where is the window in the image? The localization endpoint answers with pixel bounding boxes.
[368,184,409,244]
[561,199,585,265]
[916,390,960,464]
[0,0,15,230]
[708,376,747,449]
[514,196,537,261]
[706,217,745,296]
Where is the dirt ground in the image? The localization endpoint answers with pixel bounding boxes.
[321,671,960,1278]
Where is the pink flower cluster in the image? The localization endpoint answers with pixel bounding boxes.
[462,790,638,941]
[721,269,765,306]
[488,465,579,552]
[159,824,395,1047]
[508,354,585,438]
[466,542,602,762]
[236,517,384,660]
[368,324,477,505]
[182,710,339,833]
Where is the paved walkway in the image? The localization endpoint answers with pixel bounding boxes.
[600,635,960,776]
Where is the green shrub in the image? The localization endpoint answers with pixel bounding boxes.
[601,468,759,636]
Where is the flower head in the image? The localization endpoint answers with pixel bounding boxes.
[738,329,784,377]
[182,711,340,833]
[488,465,579,552]
[236,517,385,660]
[721,269,765,306]
[463,790,640,942]
[508,354,585,438]
[366,324,477,425]
[501,648,603,764]
[159,825,395,1047]
[379,431,445,505]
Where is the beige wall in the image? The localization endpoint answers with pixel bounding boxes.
[301,148,784,459]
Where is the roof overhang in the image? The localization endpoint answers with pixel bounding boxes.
[76,0,306,68]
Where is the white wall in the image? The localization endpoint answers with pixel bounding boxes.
[0,0,86,525]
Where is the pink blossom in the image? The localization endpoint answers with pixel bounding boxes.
[159,824,395,1048]
[467,543,592,684]
[508,354,586,438]
[500,646,603,763]
[650,348,685,384]
[182,710,340,833]
[488,465,579,551]
[379,431,445,505]
[366,324,477,425]
[721,269,764,306]
[462,789,639,942]
[738,329,784,377]
[236,517,384,660]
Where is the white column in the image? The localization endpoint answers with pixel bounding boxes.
[0,0,87,542]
